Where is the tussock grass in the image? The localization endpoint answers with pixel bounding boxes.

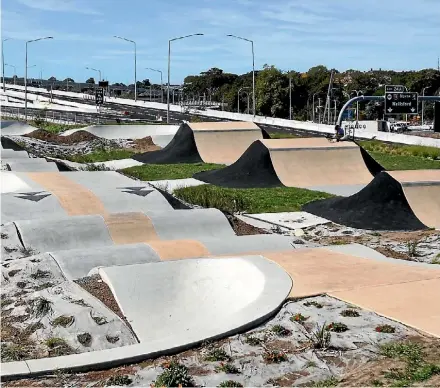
[122,163,223,181]
[174,184,333,214]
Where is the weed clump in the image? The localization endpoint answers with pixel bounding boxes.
[153,361,194,387]
[340,309,360,317]
[263,350,288,364]
[204,348,231,362]
[51,315,74,328]
[106,375,133,386]
[271,324,292,337]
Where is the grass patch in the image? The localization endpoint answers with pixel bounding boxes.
[153,361,194,387]
[174,185,333,214]
[29,121,84,134]
[269,132,300,139]
[204,348,231,362]
[122,163,223,181]
[65,149,135,163]
[369,151,440,170]
[379,341,440,386]
[360,140,440,160]
[360,140,440,170]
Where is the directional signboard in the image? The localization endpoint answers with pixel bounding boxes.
[95,88,104,105]
[385,85,407,93]
[385,90,418,115]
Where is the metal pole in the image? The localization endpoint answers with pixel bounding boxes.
[25,42,28,120]
[2,39,8,92]
[247,92,250,114]
[312,93,316,123]
[237,89,240,113]
[160,72,163,103]
[167,39,171,123]
[289,76,292,120]
[251,40,255,117]
[318,98,321,124]
[134,42,137,102]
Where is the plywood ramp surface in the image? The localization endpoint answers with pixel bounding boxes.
[330,279,440,337]
[189,121,260,131]
[261,138,356,149]
[150,240,211,260]
[401,185,440,228]
[26,172,107,216]
[103,212,159,244]
[389,170,440,183]
[194,130,263,164]
[270,147,373,187]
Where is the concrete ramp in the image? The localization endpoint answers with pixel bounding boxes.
[8,208,236,252]
[387,170,440,229]
[132,121,268,165]
[6,158,59,172]
[0,120,37,135]
[1,149,29,159]
[99,256,292,343]
[303,171,438,231]
[1,172,36,193]
[194,138,383,189]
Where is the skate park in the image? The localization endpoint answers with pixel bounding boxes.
[1,111,440,383]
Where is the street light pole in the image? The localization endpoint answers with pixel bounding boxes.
[289,75,292,120]
[5,64,17,84]
[146,67,164,103]
[2,38,10,92]
[421,87,429,126]
[25,36,53,120]
[167,33,204,123]
[113,36,137,101]
[227,34,255,117]
[85,67,102,82]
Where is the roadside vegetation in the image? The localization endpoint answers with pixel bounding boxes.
[122,163,223,181]
[174,184,333,214]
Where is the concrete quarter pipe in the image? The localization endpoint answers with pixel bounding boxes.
[303,171,440,231]
[131,121,269,165]
[194,138,383,188]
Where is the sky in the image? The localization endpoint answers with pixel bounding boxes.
[1,0,439,85]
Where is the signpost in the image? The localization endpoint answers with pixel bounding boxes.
[385,85,418,115]
[95,88,104,105]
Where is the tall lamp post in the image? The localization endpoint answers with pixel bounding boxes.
[167,33,204,123]
[85,66,102,82]
[351,90,363,122]
[5,64,17,85]
[25,36,53,120]
[114,35,137,101]
[227,34,255,117]
[421,86,429,126]
[145,67,163,103]
[2,38,11,92]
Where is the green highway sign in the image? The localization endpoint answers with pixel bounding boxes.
[385,90,418,115]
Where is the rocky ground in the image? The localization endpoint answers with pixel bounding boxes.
[3,295,439,387]
[2,131,161,159]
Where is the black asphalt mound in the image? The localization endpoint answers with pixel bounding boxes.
[131,124,203,164]
[193,140,283,188]
[357,142,385,176]
[303,172,428,231]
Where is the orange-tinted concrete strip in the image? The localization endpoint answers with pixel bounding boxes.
[149,240,211,260]
[103,212,159,244]
[330,279,440,337]
[26,172,107,216]
[261,248,440,297]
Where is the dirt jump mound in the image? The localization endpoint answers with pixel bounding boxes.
[303,172,429,231]
[194,138,384,188]
[131,121,268,165]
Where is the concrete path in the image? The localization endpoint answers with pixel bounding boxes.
[6,158,59,172]
[99,256,292,343]
[1,149,29,159]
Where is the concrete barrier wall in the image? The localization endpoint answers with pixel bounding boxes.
[4,83,439,148]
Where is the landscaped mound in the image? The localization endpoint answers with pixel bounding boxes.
[24,130,99,144]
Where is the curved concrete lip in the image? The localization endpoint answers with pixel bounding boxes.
[1,255,292,379]
[6,159,59,172]
[1,150,29,159]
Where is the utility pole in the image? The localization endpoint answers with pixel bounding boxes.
[323,70,334,124]
[289,75,292,120]
[318,97,322,123]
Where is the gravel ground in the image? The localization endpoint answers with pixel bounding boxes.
[4,295,438,387]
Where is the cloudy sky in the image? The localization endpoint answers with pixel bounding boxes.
[1,0,439,84]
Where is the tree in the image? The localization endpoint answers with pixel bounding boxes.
[48,76,57,82]
[86,77,95,84]
[64,77,74,83]
[255,65,288,117]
